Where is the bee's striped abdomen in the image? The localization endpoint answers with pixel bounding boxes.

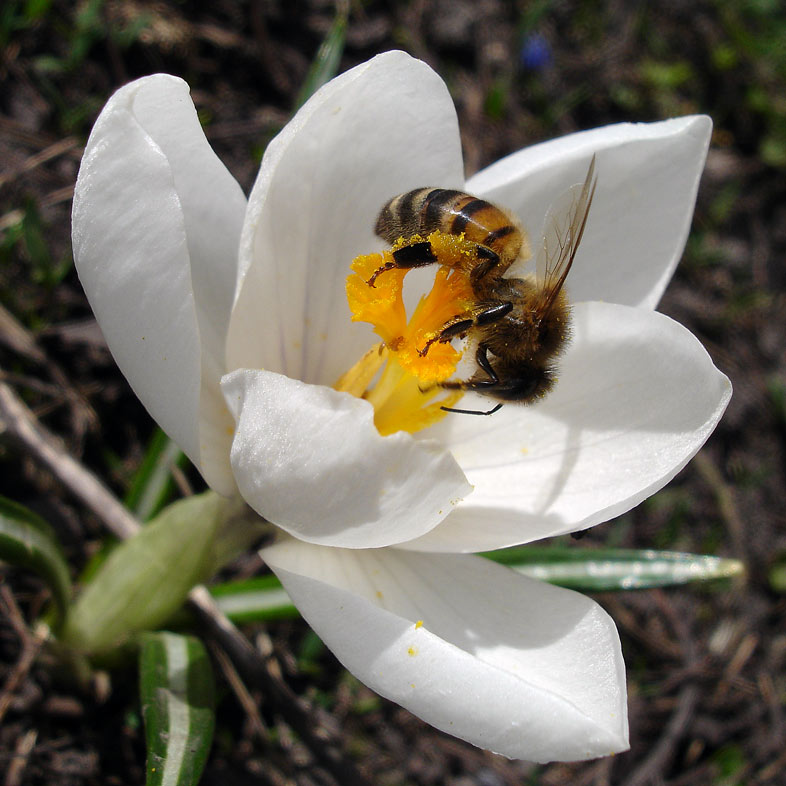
[375,188,458,243]
[375,188,524,268]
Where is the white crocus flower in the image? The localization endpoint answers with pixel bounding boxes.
[72,50,730,762]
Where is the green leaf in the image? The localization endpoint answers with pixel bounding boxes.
[24,0,52,21]
[207,546,745,626]
[211,575,297,623]
[483,546,745,591]
[639,59,695,90]
[0,495,71,629]
[124,428,186,522]
[62,492,231,655]
[768,553,786,593]
[294,0,348,109]
[140,632,215,786]
[22,198,52,274]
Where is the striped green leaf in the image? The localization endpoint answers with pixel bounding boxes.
[213,546,745,623]
[140,632,215,786]
[124,428,186,522]
[0,495,71,629]
[484,545,745,591]
[211,574,297,623]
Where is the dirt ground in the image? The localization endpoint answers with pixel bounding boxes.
[1,1,785,784]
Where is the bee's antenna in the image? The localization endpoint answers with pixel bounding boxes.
[440,403,503,416]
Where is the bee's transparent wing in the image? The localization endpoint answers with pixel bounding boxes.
[535,156,597,309]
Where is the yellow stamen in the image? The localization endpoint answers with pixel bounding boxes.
[398,263,475,384]
[334,343,388,397]
[341,231,475,436]
[346,253,407,348]
[364,354,463,436]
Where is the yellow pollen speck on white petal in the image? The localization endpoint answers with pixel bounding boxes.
[520,446,529,455]
[415,620,423,629]
[376,590,383,600]
[407,646,418,657]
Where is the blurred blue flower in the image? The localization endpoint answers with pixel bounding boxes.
[520,33,552,70]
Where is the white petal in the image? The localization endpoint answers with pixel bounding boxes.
[404,302,731,552]
[72,75,246,494]
[226,51,464,386]
[73,76,202,466]
[130,75,247,493]
[466,116,712,309]
[262,539,628,762]
[222,370,470,548]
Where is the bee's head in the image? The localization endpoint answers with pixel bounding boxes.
[449,359,556,405]
[487,362,556,404]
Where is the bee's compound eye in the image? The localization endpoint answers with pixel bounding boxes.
[495,366,554,403]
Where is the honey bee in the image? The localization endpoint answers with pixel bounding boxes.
[369,156,597,415]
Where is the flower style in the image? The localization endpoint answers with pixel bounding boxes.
[72,51,731,761]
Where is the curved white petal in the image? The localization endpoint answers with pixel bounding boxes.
[226,51,465,387]
[72,75,246,494]
[262,538,628,762]
[222,370,470,548]
[73,77,202,467]
[130,75,247,493]
[466,116,712,309]
[404,301,731,552]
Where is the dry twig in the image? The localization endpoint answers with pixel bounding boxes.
[189,587,371,786]
[0,379,371,786]
[3,729,38,786]
[208,639,269,741]
[625,591,701,786]
[0,381,139,539]
[0,586,46,725]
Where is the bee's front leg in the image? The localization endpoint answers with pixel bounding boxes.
[366,241,438,287]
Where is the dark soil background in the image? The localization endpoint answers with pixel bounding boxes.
[2,1,786,784]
